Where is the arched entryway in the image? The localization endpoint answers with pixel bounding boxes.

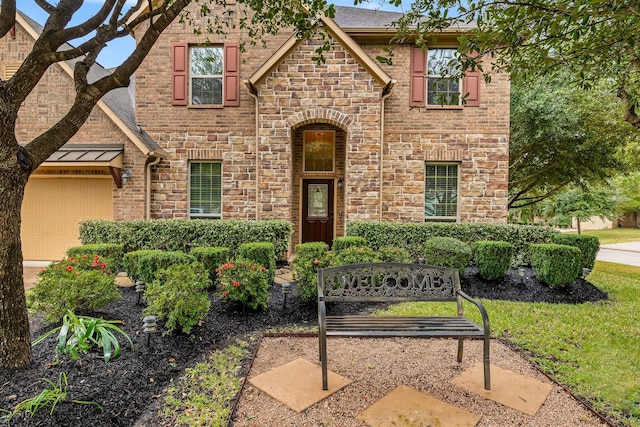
[291,123,346,247]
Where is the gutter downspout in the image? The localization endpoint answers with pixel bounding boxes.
[146,156,161,220]
[379,81,395,221]
[246,81,260,220]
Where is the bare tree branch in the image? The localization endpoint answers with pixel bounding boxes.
[57,0,118,42]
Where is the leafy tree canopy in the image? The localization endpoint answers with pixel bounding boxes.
[390,0,640,129]
[508,72,638,209]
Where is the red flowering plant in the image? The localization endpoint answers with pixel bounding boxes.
[31,255,120,323]
[216,259,270,310]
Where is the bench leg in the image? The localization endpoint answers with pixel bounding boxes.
[319,330,328,390]
[457,337,463,363]
[483,336,491,390]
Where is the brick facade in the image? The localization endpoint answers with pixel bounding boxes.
[134,4,509,246]
[10,4,510,253]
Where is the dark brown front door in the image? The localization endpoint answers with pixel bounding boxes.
[302,179,334,246]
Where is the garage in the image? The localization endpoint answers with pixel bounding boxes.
[21,176,114,261]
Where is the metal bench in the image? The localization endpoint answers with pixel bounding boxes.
[318,262,491,390]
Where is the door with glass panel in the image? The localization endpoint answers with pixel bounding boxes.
[302,179,334,246]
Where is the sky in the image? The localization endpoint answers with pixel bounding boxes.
[15,0,407,69]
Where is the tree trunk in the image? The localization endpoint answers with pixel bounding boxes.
[0,76,33,367]
[634,211,638,229]
[0,151,33,369]
[577,219,582,234]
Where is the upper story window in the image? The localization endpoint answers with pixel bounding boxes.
[171,42,240,107]
[304,131,335,172]
[427,48,460,106]
[410,46,480,108]
[425,163,458,222]
[190,46,223,105]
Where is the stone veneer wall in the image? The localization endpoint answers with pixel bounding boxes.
[135,3,509,228]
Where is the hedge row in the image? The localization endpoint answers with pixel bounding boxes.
[346,221,560,265]
[79,219,292,261]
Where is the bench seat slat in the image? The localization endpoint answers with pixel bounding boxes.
[326,316,484,337]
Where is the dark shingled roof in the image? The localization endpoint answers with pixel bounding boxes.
[333,5,404,28]
[17,11,162,156]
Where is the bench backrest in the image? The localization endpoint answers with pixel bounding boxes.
[318,262,461,302]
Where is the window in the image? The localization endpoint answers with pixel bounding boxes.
[427,48,460,106]
[410,46,480,107]
[189,162,222,219]
[172,42,240,107]
[425,163,458,221]
[190,46,223,105]
[304,131,334,172]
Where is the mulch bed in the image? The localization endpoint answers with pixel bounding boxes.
[0,266,607,426]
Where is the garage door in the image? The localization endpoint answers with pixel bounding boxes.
[21,177,113,261]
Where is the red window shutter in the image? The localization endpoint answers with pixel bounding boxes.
[409,46,427,107]
[171,42,188,106]
[463,53,481,107]
[224,42,240,107]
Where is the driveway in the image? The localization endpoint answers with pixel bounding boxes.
[596,242,640,267]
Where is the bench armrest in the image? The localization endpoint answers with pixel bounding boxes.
[457,290,491,336]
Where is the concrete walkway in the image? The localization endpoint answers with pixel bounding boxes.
[597,241,640,267]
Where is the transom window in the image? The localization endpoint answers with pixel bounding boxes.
[425,163,458,221]
[304,131,335,172]
[427,48,461,106]
[189,162,222,219]
[190,46,223,105]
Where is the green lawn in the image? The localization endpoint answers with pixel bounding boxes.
[378,261,640,426]
[580,228,640,244]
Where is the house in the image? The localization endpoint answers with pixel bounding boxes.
[5,4,509,260]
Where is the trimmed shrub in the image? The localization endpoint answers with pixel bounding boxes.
[66,243,124,273]
[237,242,276,284]
[530,243,582,287]
[423,237,472,275]
[552,234,600,270]
[332,246,381,265]
[31,256,120,323]
[217,259,271,310]
[346,221,559,264]
[123,250,164,282]
[472,241,515,280]
[144,263,211,335]
[138,251,196,284]
[190,246,230,285]
[378,246,412,263]
[79,219,292,261]
[291,242,330,302]
[332,236,367,254]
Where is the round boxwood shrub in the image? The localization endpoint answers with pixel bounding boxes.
[552,234,599,270]
[237,242,276,284]
[144,262,211,335]
[472,241,515,280]
[530,243,582,287]
[332,236,367,254]
[332,246,381,265]
[190,246,230,285]
[378,246,412,263]
[291,242,330,302]
[423,237,472,276]
[137,251,196,284]
[123,249,164,282]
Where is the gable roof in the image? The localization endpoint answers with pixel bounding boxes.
[247,8,396,94]
[15,11,167,158]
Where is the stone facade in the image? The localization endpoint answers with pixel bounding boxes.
[134,4,509,246]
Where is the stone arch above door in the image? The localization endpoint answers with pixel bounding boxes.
[286,109,353,131]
